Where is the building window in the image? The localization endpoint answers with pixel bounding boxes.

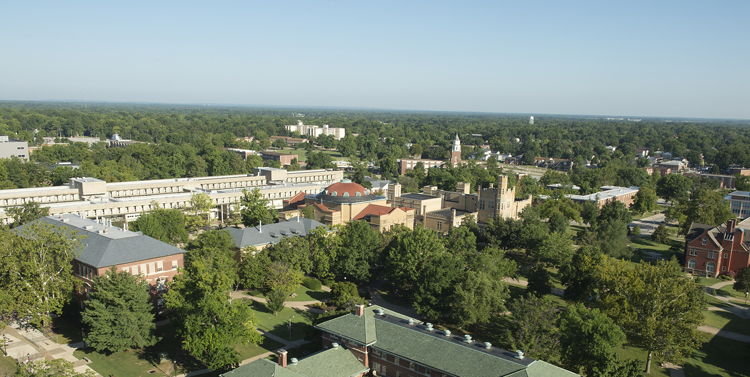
[688,247,697,256]
[702,238,707,246]
[437,221,442,231]
[410,362,416,370]
[394,357,400,365]
[707,262,715,273]
[722,266,727,271]
[724,253,729,259]
[396,372,401,377]
[688,259,696,269]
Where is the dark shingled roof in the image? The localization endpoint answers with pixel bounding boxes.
[224,217,328,249]
[18,215,184,268]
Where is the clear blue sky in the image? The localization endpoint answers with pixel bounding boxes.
[1,1,748,119]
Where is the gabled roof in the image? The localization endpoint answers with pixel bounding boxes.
[224,217,328,249]
[221,347,369,377]
[353,204,398,221]
[284,191,307,209]
[18,215,184,268]
[220,358,299,377]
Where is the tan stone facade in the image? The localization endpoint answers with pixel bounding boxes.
[477,176,532,223]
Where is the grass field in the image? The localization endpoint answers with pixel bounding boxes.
[0,355,17,376]
[270,149,346,162]
[717,286,748,300]
[705,295,733,308]
[701,310,750,336]
[613,345,670,377]
[51,316,84,345]
[695,277,725,288]
[250,301,318,342]
[682,335,750,377]
[246,285,331,302]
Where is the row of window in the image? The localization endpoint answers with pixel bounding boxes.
[121,260,177,276]
[686,260,728,273]
[687,247,729,259]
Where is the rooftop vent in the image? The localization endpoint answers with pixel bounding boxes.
[280,230,287,236]
[408,319,415,325]
[444,330,451,337]
[515,350,524,360]
[464,335,473,343]
[97,229,108,234]
[290,358,298,365]
[61,218,70,223]
[83,225,94,230]
[269,232,277,238]
[375,308,384,316]
[484,342,492,349]
[332,342,339,349]
[425,323,433,331]
[290,229,299,234]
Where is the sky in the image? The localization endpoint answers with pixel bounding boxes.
[1,1,748,119]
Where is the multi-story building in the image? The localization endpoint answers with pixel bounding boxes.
[224,217,328,251]
[269,136,308,145]
[224,305,578,377]
[684,218,750,277]
[0,136,29,160]
[397,159,445,175]
[424,208,474,233]
[260,151,297,166]
[18,214,185,310]
[0,168,344,225]
[389,185,442,226]
[284,120,346,140]
[305,180,414,232]
[477,176,533,223]
[566,186,639,209]
[726,191,750,219]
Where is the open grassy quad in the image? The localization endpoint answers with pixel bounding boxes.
[717,285,749,300]
[705,295,733,308]
[613,345,670,377]
[628,237,677,259]
[695,277,725,288]
[74,322,282,377]
[246,285,331,302]
[272,148,347,162]
[701,310,750,337]
[682,335,750,377]
[250,301,318,341]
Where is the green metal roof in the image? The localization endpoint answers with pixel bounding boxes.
[287,346,370,377]
[219,358,299,377]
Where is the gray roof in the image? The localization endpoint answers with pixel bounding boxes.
[426,208,473,219]
[399,193,441,201]
[224,217,328,249]
[18,215,184,268]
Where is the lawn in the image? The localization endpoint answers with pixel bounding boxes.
[0,355,17,376]
[717,285,748,300]
[246,285,331,302]
[628,237,677,259]
[613,345,670,377]
[695,277,725,288]
[705,295,732,308]
[701,310,750,337]
[271,149,346,162]
[236,336,284,360]
[682,335,750,377]
[250,301,318,342]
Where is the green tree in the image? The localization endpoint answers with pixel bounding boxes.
[330,281,365,310]
[413,253,465,321]
[385,225,445,289]
[674,184,734,236]
[240,188,278,227]
[443,225,477,255]
[536,232,574,267]
[129,207,189,245]
[15,358,96,377]
[527,264,554,297]
[656,173,692,204]
[307,226,338,280]
[735,174,750,191]
[0,222,83,329]
[453,271,509,329]
[265,261,303,295]
[650,223,670,244]
[630,186,658,216]
[484,217,523,250]
[733,267,750,293]
[595,220,632,259]
[286,158,302,171]
[164,231,260,370]
[335,220,382,282]
[560,245,603,303]
[306,151,334,169]
[598,200,633,225]
[186,192,213,231]
[595,259,706,374]
[548,211,569,234]
[300,205,315,220]
[238,248,271,290]
[272,138,287,149]
[6,201,50,228]
[559,303,626,376]
[266,236,313,274]
[504,295,560,361]
[409,143,423,158]
[266,288,287,315]
[81,267,159,353]
[581,200,600,226]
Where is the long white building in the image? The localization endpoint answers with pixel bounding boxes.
[0,168,344,225]
[284,120,345,140]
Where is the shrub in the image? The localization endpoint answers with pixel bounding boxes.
[720,274,733,281]
[302,277,322,291]
[631,225,641,236]
[321,278,335,287]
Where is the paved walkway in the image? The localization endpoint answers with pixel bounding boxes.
[629,213,666,236]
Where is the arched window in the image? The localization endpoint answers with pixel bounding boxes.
[331,191,337,197]
[343,192,350,197]
[688,259,696,269]
[706,262,715,273]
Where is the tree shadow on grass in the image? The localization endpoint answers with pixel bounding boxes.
[682,334,750,377]
[305,290,331,301]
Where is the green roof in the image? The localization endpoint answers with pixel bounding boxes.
[287,346,370,377]
[315,306,412,344]
[220,358,299,377]
[525,361,580,377]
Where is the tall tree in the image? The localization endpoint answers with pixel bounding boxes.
[630,186,658,216]
[559,303,626,376]
[526,264,554,297]
[452,271,509,329]
[81,267,159,353]
[674,183,734,236]
[656,173,692,204]
[560,245,603,303]
[240,188,278,227]
[0,222,83,329]
[413,253,465,321]
[442,225,477,255]
[6,201,50,228]
[238,248,271,290]
[186,192,213,231]
[733,267,750,293]
[385,225,445,289]
[595,259,706,374]
[504,295,560,361]
[15,359,96,377]
[335,220,382,282]
[329,281,366,311]
[535,232,574,267]
[265,261,303,295]
[129,207,189,245]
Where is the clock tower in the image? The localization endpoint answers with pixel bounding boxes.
[451,134,461,168]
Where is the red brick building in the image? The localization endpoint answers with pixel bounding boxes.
[684,218,750,277]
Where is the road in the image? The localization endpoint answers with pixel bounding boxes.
[629,213,666,236]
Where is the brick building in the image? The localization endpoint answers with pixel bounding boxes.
[684,218,750,277]
[19,214,185,311]
[260,151,297,166]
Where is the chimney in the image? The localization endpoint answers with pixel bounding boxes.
[259,220,262,233]
[290,358,298,366]
[484,342,492,349]
[355,304,365,317]
[727,219,737,233]
[278,349,288,367]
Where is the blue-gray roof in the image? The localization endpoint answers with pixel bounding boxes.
[18,215,184,268]
[224,217,328,249]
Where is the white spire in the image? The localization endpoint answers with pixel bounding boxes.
[452,133,461,153]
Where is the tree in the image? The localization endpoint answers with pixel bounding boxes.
[238,248,271,290]
[129,207,189,245]
[548,211,569,234]
[581,200,600,226]
[452,271,509,328]
[186,192,213,230]
[307,225,339,280]
[630,186,658,216]
[443,225,477,255]
[656,173,692,204]
[300,205,315,220]
[81,267,159,353]
[272,138,287,149]
[409,143,423,158]
[674,184,734,236]
[306,151,334,169]
[560,245,603,303]
[735,174,750,191]
[504,295,560,361]
[15,358,96,377]
[265,261,303,295]
[595,220,632,259]
[286,158,302,171]
[650,223,670,244]
[733,267,750,293]
[266,288,287,315]
[484,216,523,250]
[266,236,313,274]
[559,303,626,376]
[164,231,260,370]
[0,222,83,330]
[595,259,706,374]
[385,225,445,289]
[598,200,632,226]
[413,253,465,321]
[6,201,49,228]
[527,264,554,297]
[240,188,278,227]
[535,232,574,267]
[330,281,365,310]
[335,220,382,282]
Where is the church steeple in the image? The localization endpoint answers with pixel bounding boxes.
[452,133,461,153]
[451,134,461,167]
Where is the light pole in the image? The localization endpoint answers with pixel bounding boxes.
[745,292,748,305]
[288,315,295,341]
[173,359,177,377]
[3,334,6,355]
